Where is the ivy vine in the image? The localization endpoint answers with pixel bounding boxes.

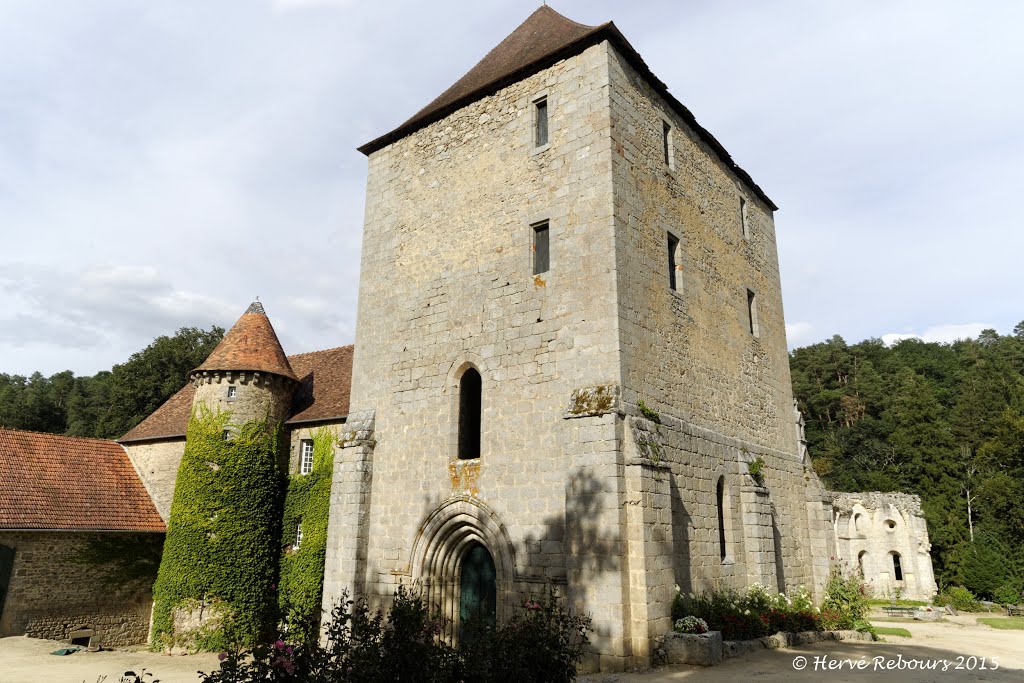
[277,426,336,644]
[151,405,284,651]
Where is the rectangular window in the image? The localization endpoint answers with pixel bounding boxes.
[662,121,672,167]
[295,521,303,550]
[532,222,550,275]
[535,98,548,147]
[300,439,314,475]
[740,197,749,239]
[667,232,680,291]
[226,385,237,400]
[747,289,759,337]
[222,429,231,441]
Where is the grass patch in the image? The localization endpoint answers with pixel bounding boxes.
[873,626,912,638]
[870,617,918,623]
[869,599,929,607]
[977,617,1024,630]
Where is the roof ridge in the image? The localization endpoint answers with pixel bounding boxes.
[0,427,120,446]
[286,344,355,359]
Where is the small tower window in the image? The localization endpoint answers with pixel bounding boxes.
[532,222,550,275]
[226,385,237,400]
[222,429,231,441]
[746,289,759,338]
[892,552,903,581]
[458,368,482,460]
[662,120,674,168]
[858,550,867,577]
[295,521,303,550]
[299,439,314,475]
[717,476,729,561]
[667,232,681,291]
[740,197,749,240]
[534,97,549,147]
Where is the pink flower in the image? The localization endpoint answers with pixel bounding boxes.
[274,639,286,650]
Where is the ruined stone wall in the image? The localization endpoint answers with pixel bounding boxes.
[123,439,186,522]
[327,40,632,668]
[832,492,937,601]
[606,45,823,596]
[0,532,155,646]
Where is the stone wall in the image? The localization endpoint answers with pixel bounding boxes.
[605,43,828,597]
[0,531,156,646]
[287,422,344,475]
[191,371,295,430]
[831,492,937,600]
[124,438,186,522]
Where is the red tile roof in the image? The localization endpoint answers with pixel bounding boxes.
[120,345,354,443]
[0,428,165,532]
[287,346,354,424]
[357,5,777,211]
[194,302,299,382]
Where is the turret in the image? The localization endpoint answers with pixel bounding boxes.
[189,301,299,430]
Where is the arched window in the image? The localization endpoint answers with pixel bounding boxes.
[717,476,727,561]
[458,368,482,460]
[891,552,903,582]
[857,550,867,577]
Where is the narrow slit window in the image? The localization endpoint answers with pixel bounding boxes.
[892,552,903,581]
[300,439,314,475]
[740,197,749,239]
[662,121,672,167]
[222,429,231,442]
[533,223,550,275]
[717,477,727,561]
[746,289,759,337]
[535,98,549,147]
[458,368,482,460]
[667,232,680,291]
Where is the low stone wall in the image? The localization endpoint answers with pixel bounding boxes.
[0,531,157,647]
[661,629,873,666]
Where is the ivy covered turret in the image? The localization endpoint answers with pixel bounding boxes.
[151,301,298,650]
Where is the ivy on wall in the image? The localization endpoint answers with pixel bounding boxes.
[277,426,336,644]
[151,405,284,650]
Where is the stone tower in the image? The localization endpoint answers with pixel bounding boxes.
[189,301,299,432]
[323,6,836,671]
[152,301,299,647]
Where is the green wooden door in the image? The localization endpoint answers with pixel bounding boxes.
[459,543,496,636]
[0,544,14,620]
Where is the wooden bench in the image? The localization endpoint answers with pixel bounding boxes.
[881,606,917,618]
[1006,604,1024,617]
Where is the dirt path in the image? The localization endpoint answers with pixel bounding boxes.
[1,614,1020,683]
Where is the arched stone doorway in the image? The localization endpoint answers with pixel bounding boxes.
[409,498,514,643]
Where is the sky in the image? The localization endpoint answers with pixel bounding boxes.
[1,0,1022,377]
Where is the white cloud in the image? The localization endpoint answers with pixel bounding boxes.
[881,323,995,347]
[271,0,355,12]
[786,322,813,348]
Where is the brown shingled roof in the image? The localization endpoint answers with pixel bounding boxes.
[287,345,354,424]
[119,383,196,443]
[120,345,354,443]
[193,301,299,382]
[0,428,165,531]
[358,5,777,211]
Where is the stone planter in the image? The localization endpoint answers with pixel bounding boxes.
[662,630,723,666]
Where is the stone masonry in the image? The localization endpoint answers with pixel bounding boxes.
[0,532,154,646]
[321,11,846,670]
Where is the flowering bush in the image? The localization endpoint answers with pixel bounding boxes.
[671,584,827,641]
[673,616,709,634]
[200,584,591,683]
[820,566,872,630]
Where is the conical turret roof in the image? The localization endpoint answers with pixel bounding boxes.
[192,301,298,382]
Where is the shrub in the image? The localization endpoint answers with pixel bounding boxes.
[820,566,871,630]
[671,584,823,641]
[994,583,1022,606]
[934,586,982,612]
[200,585,591,683]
